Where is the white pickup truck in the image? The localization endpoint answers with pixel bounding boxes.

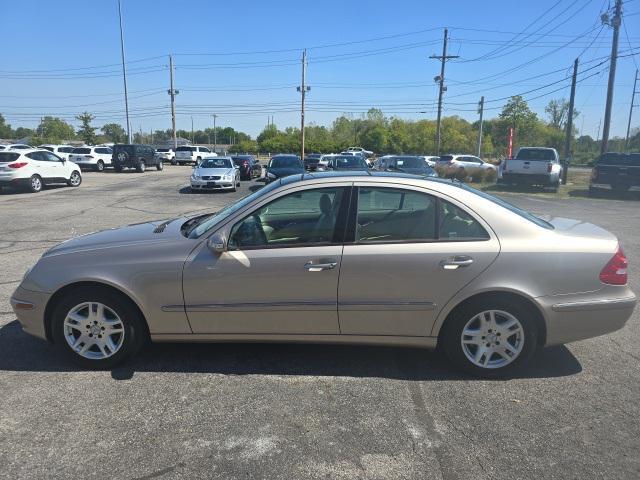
[499,147,563,191]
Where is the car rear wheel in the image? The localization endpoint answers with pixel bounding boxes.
[156,161,164,171]
[51,287,147,369]
[136,161,146,173]
[95,160,105,172]
[441,298,537,378]
[67,171,82,187]
[28,174,43,193]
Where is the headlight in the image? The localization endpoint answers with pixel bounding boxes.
[267,172,276,179]
[191,174,200,180]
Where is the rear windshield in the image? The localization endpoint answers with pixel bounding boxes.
[515,149,556,161]
[72,148,91,154]
[40,146,54,152]
[157,148,170,152]
[201,158,232,168]
[333,156,367,169]
[0,152,20,163]
[176,146,194,152]
[439,155,453,162]
[59,147,74,153]
[597,153,640,166]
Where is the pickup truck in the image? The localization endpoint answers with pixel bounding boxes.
[589,152,640,196]
[499,147,563,191]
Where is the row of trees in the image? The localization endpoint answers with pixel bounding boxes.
[2,96,638,162]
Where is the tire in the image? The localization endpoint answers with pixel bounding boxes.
[28,174,43,193]
[440,297,538,378]
[156,161,164,171]
[136,161,146,173]
[95,160,105,172]
[171,159,177,166]
[51,287,147,369]
[67,170,82,187]
[195,156,201,166]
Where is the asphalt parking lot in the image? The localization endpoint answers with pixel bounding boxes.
[0,166,638,479]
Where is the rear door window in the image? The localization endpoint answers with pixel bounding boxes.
[439,200,489,241]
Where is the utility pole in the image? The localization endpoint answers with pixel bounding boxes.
[212,114,217,152]
[477,96,484,157]
[600,0,622,155]
[430,28,459,155]
[625,69,638,150]
[117,0,131,143]
[297,49,309,160]
[563,58,579,185]
[168,55,179,150]
[191,116,194,143]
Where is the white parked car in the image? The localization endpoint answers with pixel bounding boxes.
[38,144,76,161]
[68,146,113,172]
[437,154,497,172]
[190,156,240,192]
[155,148,175,163]
[174,145,215,165]
[347,146,373,157]
[0,149,82,193]
[4,144,33,151]
[420,155,439,167]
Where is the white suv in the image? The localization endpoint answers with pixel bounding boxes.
[38,144,76,161]
[173,145,216,165]
[155,148,175,163]
[68,146,113,171]
[0,149,82,193]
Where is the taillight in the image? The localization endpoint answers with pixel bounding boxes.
[547,162,553,173]
[8,162,28,169]
[243,160,249,165]
[599,246,628,285]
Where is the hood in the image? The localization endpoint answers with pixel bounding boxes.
[44,218,186,257]
[193,167,235,176]
[547,217,617,242]
[269,166,304,177]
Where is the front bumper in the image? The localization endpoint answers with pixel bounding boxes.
[10,286,51,341]
[190,179,235,190]
[539,289,637,346]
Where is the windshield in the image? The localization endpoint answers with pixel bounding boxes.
[176,146,194,152]
[439,155,453,162]
[515,149,556,161]
[394,157,425,168]
[200,158,232,168]
[40,146,54,152]
[333,156,366,169]
[270,156,300,168]
[188,181,282,238]
[72,148,91,154]
[157,148,170,152]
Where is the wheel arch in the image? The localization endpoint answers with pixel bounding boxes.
[433,290,547,347]
[44,281,150,343]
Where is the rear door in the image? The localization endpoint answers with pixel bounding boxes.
[183,184,351,334]
[338,183,500,337]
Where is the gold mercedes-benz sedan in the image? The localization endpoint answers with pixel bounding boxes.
[11,172,636,377]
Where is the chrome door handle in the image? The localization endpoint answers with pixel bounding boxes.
[440,256,474,270]
[304,261,337,272]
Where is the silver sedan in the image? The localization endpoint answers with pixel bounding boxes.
[11,172,636,377]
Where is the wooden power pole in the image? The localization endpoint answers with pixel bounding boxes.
[430,29,459,155]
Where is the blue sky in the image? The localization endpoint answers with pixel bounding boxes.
[1,0,639,139]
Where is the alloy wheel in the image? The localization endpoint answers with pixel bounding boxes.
[31,175,42,192]
[69,172,81,186]
[63,302,125,360]
[460,309,524,369]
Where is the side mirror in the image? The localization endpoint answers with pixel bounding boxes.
[207,233,227,254]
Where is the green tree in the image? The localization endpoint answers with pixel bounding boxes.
[545,99,579,130]
[13,127,34,140]
[0,114,12,138]
[36,116,75,143]
[75,112,97,144]
[101,123,126,143]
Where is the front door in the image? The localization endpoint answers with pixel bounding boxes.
[183,185,350,334]
[338,184,500,337]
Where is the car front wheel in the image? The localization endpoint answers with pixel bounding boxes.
[441,298,537,378]
[51,287,147,369]
[136,161,146,173]
[67,171,82,187]
[156,161,164,171]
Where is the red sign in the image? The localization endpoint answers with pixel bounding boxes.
[507,127,514,158]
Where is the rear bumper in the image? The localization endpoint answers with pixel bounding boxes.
[0,176,30,187]
[590,182,640,191]
[502,172,556,185]
[11,286,51,341]
[538,290,636,346]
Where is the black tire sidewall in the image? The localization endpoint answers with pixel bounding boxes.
[441,297,538,378]
[51,287,147,369]
[157,161,164,171]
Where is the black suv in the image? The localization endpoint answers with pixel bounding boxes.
[112,144,163,173]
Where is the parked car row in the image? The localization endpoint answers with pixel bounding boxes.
[0,148,82,193]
